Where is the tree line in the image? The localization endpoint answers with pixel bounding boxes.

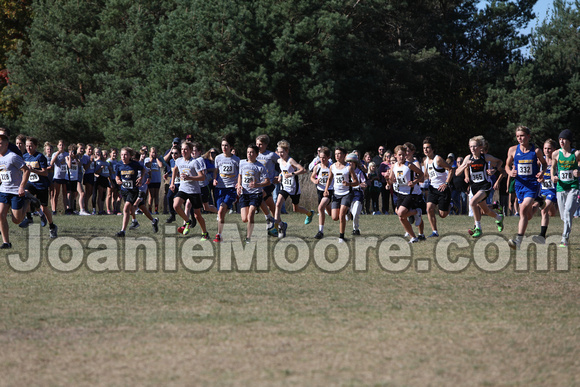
[0,0,578,162]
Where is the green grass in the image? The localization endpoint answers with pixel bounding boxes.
[1,212,579,386]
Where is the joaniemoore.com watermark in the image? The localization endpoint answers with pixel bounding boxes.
[5,224,569,273]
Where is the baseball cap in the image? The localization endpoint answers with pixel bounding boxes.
[173,137,180,144]
[447,153,455,159]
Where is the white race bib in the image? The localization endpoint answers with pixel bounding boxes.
[560,170,574,182]
[122,180,134,189]
[0,171,11,183]
[69,164,79,180]
[517,164,532,176]
[243,174,254,185]
[29,173,39,182]
[542,179,553,189]
[428,168,437,179]
[220,164,233,176]
[471,171,484,183]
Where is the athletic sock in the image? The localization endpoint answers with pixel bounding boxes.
[540,226,548,238]
[475,221,482,229]
[339,233,344,239]
[319,225,324,232]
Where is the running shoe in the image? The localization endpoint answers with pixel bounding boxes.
[508,238,520,250]
[468,226,476,235]
[79,210,91,216]
[314,231,324,239]
[532,235,545,244]
[559,239,568,248]
[0,242,12,249]
[166,214,176,223]
[49,224,58,239]
[418,234,426,241]
[268,227,278,237]
[496,214,504,232]
[267,216,276,229]
[177,226,185,234]
[182,220,193,235]
[213,234,222,242]
[409,237,419,243]
[39,212,47,226]
[152,218,159,233]
[352,229,361,235]
[200,232,210,241]
[245,237,251,244]
[129,220,140,230]
[305,210,314,225]
[278,222,288,238]
[18,218,32,228]
[471,227,482,238]
[116,230,125,238]
[427,231,439,238]
[338,237,346,244]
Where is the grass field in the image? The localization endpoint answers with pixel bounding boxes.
[1,211,579,386]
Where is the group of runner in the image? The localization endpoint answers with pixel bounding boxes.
[0,127,577,249]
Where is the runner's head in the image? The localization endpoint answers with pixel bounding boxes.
[26,136,39,154]
[469,136,484,156]
[334,146,347,163]
[543,139,557,160]
[422,137,436,158]
[319,146,330,164]
[276,140,290,159]
[394,145,407,164]
[247,144,259,162]
[256,134,270,153]
[515,125,531,145]
[120,147,134,164]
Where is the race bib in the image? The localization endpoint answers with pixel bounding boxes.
[374,180,382,188]
[0,171,11,183]
[396,176,406,185]
[283,176,293,187]
[29,173,39,182]
[220,164,233,175]
[122,180,134,189]
[174,176,180,184]
[517,164,532,176]
[542,179,553,189]
[243,175,253,185]
[335,173,344,185]
[471,171,484,183]
[69,164,79,180]
[428,168,437,179]
[559,170,574,182]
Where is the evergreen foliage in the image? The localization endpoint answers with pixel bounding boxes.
[4,0,573,161]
